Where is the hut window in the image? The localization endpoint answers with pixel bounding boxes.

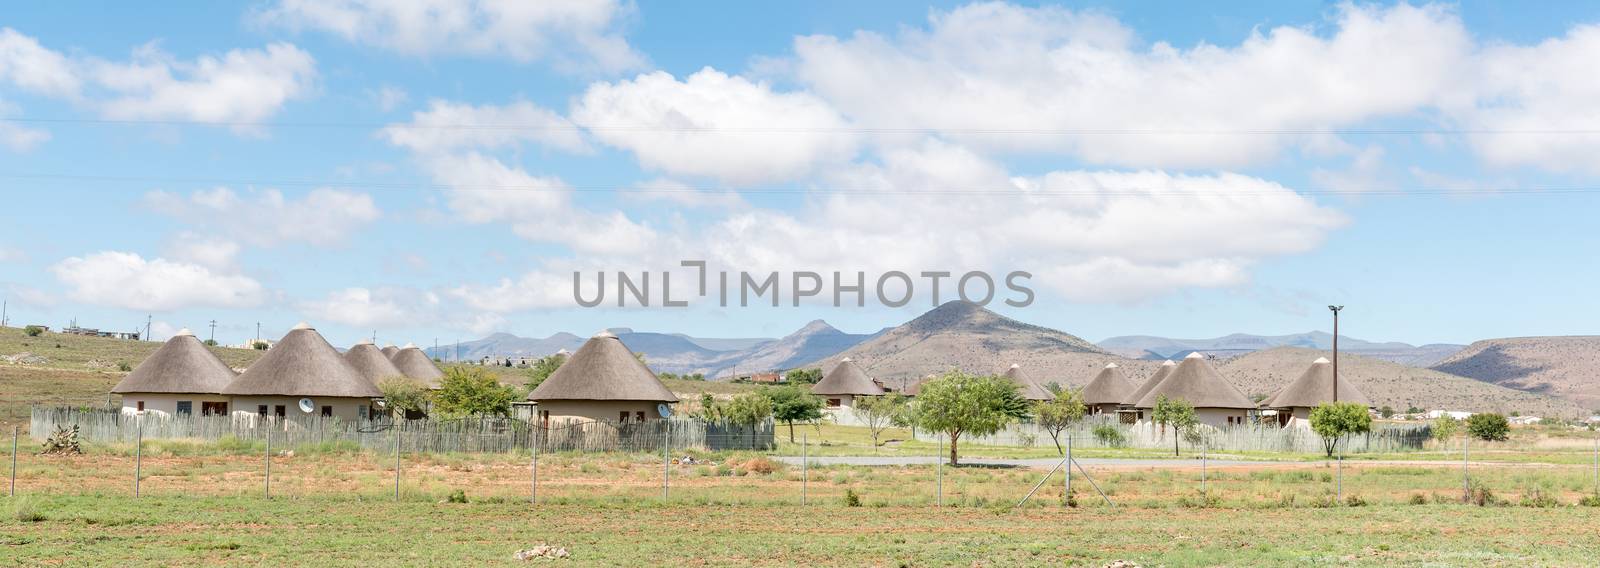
[274,405,286,418]
[636,411,646,422]
[136,401,144,412]
[257,405,269,417]
[827,399,841,407]
[358,405,369,420]
[321,406,333,417]
[176,401,192,415]
[202,402,227,416]
[619,411,630,423]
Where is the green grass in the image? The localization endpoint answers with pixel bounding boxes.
[3,495,1599,566]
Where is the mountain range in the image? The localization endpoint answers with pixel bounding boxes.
[1097,332,1465,367]
[1431,336,1600,408]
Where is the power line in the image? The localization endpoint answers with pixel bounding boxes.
[0,171,1594,198]
[5,116,1600,136]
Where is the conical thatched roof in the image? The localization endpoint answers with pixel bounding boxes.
[343,340,406,386]
[1002,364,1055,401]
[1080,363,1136,406]
[380,343,399,359]
[1263,357,1372,409]
[813,358,885,396]
[391,342,445,388]
[1135,352,1254,409]
[527,331,678,402]
[223,323,381,398]
[1124,360,1175,406]
[112,328,236,394]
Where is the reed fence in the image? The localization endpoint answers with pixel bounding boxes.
[962,416,1431,454]
[30,407,774,453]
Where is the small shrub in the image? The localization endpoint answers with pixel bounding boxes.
[1465,413,1510,442]
[843,488,862,507]
[1578,494,1600,507]
[1091,424,1127,448]
[23,325,44,337]
[1178,490,1221,509]
[1518,488,1559,508]
[1470,483,1503,507]
[446,489,468,503]
[1344,494,1367,507]
[116,362,132,372]
[11,498,45,523]
[1408,493,1427,505]
[739,457,777,475]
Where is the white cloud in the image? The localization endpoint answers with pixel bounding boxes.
[370,85,408,112]
[50,251,265,311]
[572,68,859,184]
[788,3,1470,168]
[382,99,588,154]
[90,42,317,125]
[257,0,643,72]
[164,232,241,270]
[299,287,435,329]
[626,178,747,210]
[0,28,81,96]
[1445,24,1600,174]
[143,187,381,247]
[0,99,49,151]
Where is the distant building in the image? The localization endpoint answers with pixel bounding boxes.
[111,328,234,417]
[1118,360,1175,423]
[1426,410,1474,420]
[392,343,446,389]
[61,325,139,340]
[1080,363,1137,415]
[1133,352,1256,428]
[526,330,679,425]
[749,372,782,384]
[1509,415,1542,425]
[812,358,883,409]
[1001,364,1056,401]
[1262,357,1373,428]
[221,322,382,422]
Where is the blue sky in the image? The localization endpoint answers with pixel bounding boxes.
[3,1,1600,349]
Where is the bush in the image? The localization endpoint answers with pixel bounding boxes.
[1408,493,1428,505]
[1091,424,1127,448]
[1518,488,1558,508]
[1344,494,1367,507]
[446,489,468,504]
[23,325,44,337]
[1470,483,1503,507]
[738,457,777,475]
[116,362,132,372]
[843,488,862,507]
[1466,413,1510,442]
[11,498,45,522]
[1579,494,1600,507]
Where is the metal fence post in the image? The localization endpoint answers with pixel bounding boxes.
[530,432,539,505]
[134,413,143,498]
[264,429,272,499]
[1336,438,1343,504]
[1200,442,1207,497]
[1462,438,1470,503]
[662,433,670,500]
[1592,432,1598,497]
[10,425,17,497]
[801,433,808,506]
[1065,435,1073,505]
[394,427,402,501]
[935,433,943,508]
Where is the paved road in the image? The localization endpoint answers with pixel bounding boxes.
[773,455,1270,469]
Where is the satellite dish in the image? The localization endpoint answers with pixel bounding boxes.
[657,403,672,418]
[298,398,316,414]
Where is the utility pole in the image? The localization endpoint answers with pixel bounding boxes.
[208,320,217,344]
[1328,305,1343,402]
[145,315,152,342]
[2,299,8,328]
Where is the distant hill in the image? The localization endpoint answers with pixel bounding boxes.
[1098,331,1463,367]
[425,332,585,361]
[1431,336,1600,408]
[710,320,877,379]
[806,301,1145,386]
[1220,347,1585,417]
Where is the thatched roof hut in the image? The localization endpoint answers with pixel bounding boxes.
[222,323,381,398]
[1263,357,1372,409]
[1123,360,1175,406]
[1080,363,1136,407]
[380,343,399,359]
[1002,364,1055,401]
[527,331,677,402]
[391,343,445,388]
[1134,352,1253,409]
[813,358,885,396]
[111,328,235,394]
[343,339,406,387]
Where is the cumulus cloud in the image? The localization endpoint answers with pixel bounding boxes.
[257,0,643,72]
[787,3,1470,169]
[298,287,434,329]
[1445,24,1600,174]
[50,251,265,311]
[382,99,588,154]
[164,232,242,270]
[143,187,381,247]
[0,28,81,96]
[573,68,859,184]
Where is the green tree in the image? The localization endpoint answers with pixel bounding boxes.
[432,367,515,417]
[1378,406,1394,418]
[852,393,907,449]
[1465,413,1510,442]
[1309,402,1374,458]
[724,392,774,437]
[913,371,1025,465]
[1152,396,1198,456]
[1034,388,1086,455]
[764,385,824,443]
[376,376,432,419]
[784,368,823,384]
[203,339,218,346]
[1432,415,1460,441]
[23,325,44,337]
[519,353,567,394]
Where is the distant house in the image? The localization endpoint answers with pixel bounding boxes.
[1509,415,1542,425]
[392,343,446,389]
[1262,357,1373,428]
[749,372,782,384]
[111,328,234,417]
[812,358,884,409]
[1118,360,1175,423]
[1133,352,1256,428]
[343,339,406,388]
[526,330,679,426]
[221,323,382,422]
[1001,364,1055,401]
[1080,363,1137,415]
[1426,410,1474,420]
[380,343,400,359]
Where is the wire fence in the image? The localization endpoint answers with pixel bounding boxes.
[30,407,775,453]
